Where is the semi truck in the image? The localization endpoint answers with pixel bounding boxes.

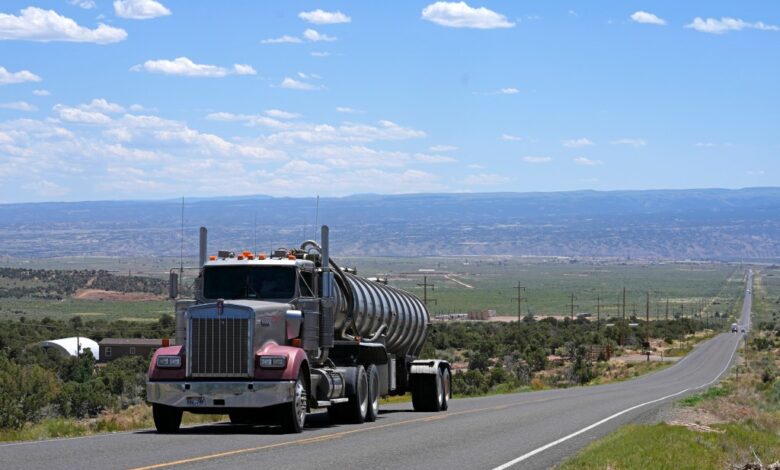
[147,226,451,433]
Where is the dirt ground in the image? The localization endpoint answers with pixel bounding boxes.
[73,289,163,301]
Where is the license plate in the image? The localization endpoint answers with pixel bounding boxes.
[186,396,206,406]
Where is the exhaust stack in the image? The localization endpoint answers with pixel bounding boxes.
[198,227,208,268]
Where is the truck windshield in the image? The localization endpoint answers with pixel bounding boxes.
[203,266,296,300]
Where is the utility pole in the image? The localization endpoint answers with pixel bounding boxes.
[665,298,669,321]
[417,276,436,306]
[596,295,601,331]
[622,287,626,321]
[645,291,650,343]
[512,282,526,321]
[568,293,577,320]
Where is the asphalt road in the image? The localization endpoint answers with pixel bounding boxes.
[1,272,752,470]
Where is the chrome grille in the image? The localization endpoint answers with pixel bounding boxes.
[190,317,250,377]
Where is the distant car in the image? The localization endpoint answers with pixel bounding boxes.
[731,323,738,333]
[740,327,746,333]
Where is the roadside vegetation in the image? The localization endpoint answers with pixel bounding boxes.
[559,268,780,470]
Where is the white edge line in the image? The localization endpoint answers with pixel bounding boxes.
[491,338,739,470]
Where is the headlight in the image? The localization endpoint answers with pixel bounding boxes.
[156,355,182,368]
[257,355,287,369]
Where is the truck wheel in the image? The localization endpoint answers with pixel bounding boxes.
[411,370,444,412]
[152,404,182,433]
[346,365,369,424]
[229,412,250,425]
[281,370,308,433]
[441,368,451,411]
[366,364,380,422]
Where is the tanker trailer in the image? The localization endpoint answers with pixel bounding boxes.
[147,225,451,433]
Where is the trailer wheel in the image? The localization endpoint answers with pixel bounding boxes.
[281,370,307,433]
[411,369,444,412]
[441,367,451,411]
[229,412,251,425]
[345,365,369,424]
[366,364,380,422]
[152,404,182,433]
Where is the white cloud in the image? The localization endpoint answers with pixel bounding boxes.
[54,104,112,124]
[0,66,41,85]
[279,77,322,91]
[69,0,96,9]
[464,173,509,185]
[501,134,523,142]
[0,7,127,43]
[23,179,70,197]
[421,2,514,29]
[311,51,331,57]
[33,89,51,96]
[297,72,322,80]
[695,142,715,147]
[415,153,457,164]
[303,28,336,42]
[630,11,666,26]
[522,156,552,164]
[298,9,351,25]
[80,98,124,113]
[114,0,171,20]
[563,137,594,148]
[261,35,303,44]
[0,101,37,112]
[130,57,254,77]
[429,144,458,152]
[611,138,646,147]
[233,64,257,75]
[466,163,484,169]
[686,17,779,34]
[500,87,519,95]
[568,10,578,17]
[574,157,603,166]
[336,106,357,113]
[265,109,300,120]
[746,170,765,176]
[265,120,425,145]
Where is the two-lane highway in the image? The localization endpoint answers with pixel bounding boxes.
[1,272,752,470]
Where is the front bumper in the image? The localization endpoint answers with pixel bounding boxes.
[147,381,295,409]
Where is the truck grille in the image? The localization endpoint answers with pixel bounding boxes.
[190,318,250,377]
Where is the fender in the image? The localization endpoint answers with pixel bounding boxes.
[148,345,185,380]
[254,342,308,381]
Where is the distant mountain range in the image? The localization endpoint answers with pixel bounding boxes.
[1,188,779,260]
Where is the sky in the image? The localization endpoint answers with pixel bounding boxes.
[0,1,778,203]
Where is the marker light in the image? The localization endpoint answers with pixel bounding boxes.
[257,355,287,369]
[156,355,182,368]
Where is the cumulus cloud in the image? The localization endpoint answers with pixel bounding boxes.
[0,101,37,112]
[0,66,41,85]
[69,0,96,9]
[261,35,303,44]
[336,107,357,113]
[522,156,552,163]
[279,77,322,90]
[574,157,603,166]
[501,134,523,141]
[630,11,666,26]
[611,138,646,147]
[563,138,594,148]
[421,2,514,29]
[0,7,127,43]
[130,57,255,77]
[429,144,458,152]
[33,89,51,96]
[695,142,715,147]
[311,51,331,57]
[80,98,125,113]
[500,87,519,95]
[746,170,765,176]
[303,28,336,42]
[265,109,301,120]
[54,104,112,124]
[114,0,171,20]
[23,180,70,197]
[686,17,779,34]
[298,9,351,25]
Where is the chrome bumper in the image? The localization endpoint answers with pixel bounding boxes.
[147,381,295,409]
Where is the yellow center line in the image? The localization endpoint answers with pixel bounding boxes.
[129,397,553,470]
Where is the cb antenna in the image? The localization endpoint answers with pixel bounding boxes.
[179,196,184,293]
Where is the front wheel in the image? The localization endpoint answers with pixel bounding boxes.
[281,370,308,433]
[152,404,182,433]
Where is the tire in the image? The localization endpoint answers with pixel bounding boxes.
[280,370,308,433]
[152,404,182,433]
[411,369,444,412]
[366,364,380,422]
[229,412,250,425]
[441,367,451,411]
[345,365,369,424]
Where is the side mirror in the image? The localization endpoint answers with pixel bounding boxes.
[169,271,179,299]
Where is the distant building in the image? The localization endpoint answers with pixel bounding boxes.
[39,337,99,361]
[99,338,163,362]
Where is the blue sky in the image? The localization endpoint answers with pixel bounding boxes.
[0,1,777,202]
